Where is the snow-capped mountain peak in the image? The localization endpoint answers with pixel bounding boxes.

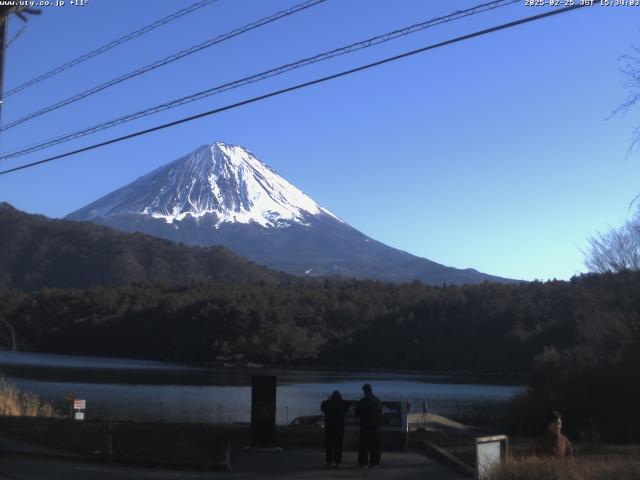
[71,141,341,228]
[66,140,514,285]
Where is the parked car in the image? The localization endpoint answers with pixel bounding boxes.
[290,415,324,429]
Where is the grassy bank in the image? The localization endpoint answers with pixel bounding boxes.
[490,456,640,480]
[0,377,57,417]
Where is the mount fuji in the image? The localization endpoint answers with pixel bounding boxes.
[66,141,513,284]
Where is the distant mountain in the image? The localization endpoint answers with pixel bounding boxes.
[0,203,283,291]
[67,141,515,285]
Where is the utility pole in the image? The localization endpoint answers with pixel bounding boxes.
[0,8,10,126]
[0,5,41,127]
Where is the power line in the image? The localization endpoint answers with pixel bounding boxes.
[0,0,519,160]
[0,7,41,127]
[0,3,589,177]
[0,0,327,133]
[1,0,220,100]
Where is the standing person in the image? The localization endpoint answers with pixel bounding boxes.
[321,390,347,468]
[422,400,428,417]
[355,383,382,469]
[530,410,573,458]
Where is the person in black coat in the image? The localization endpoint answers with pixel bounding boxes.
[355,383,382,468]
[321,390,348,468]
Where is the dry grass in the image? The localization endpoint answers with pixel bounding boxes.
[0,377,57,417]
[489,456,640,480]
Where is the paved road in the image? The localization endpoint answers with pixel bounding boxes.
[0,448,467,479]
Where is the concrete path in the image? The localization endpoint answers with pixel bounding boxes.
[0,454,217,480]
[0,447,467,479]
[227,447,467,479]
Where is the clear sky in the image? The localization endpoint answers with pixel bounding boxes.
[0,0,638,281]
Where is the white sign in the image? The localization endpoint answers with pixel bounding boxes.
[74,411,85,421]
[73,399,86,410]
[476,435,508,480]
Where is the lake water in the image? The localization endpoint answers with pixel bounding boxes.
[0,351,524,424]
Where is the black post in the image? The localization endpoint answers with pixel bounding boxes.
[250,375,277,448]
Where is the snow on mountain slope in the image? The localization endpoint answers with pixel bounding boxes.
[67,140,516,285]
[69,141,340,228]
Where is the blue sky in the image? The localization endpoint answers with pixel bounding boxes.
[0,0,638,281]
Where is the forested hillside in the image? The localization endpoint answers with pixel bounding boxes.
[1,272,637,377]
[0,203,284,290]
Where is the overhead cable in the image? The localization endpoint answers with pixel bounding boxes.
[0,0,327,133]
[0,4,590,177]
[1,0,220,100]
[0,0,518,159]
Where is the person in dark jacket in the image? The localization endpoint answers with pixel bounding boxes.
[321,390,348,468]
[355,383,382,468]
[530,410,573,458]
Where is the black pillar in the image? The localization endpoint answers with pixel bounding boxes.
[250,375,277,447]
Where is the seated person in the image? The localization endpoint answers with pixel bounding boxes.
[530,410,573,458]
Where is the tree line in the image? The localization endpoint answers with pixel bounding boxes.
[1,271,639,440]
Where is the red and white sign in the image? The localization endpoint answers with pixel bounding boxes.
[73,399,86,410]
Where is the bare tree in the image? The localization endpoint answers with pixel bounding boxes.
[610,45,640,215]
[613,45,640,153]
[584,215,640,273]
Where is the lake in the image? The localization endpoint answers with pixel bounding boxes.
[0,351,524,424]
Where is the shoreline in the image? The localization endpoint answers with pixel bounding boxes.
[0,349,528,386]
